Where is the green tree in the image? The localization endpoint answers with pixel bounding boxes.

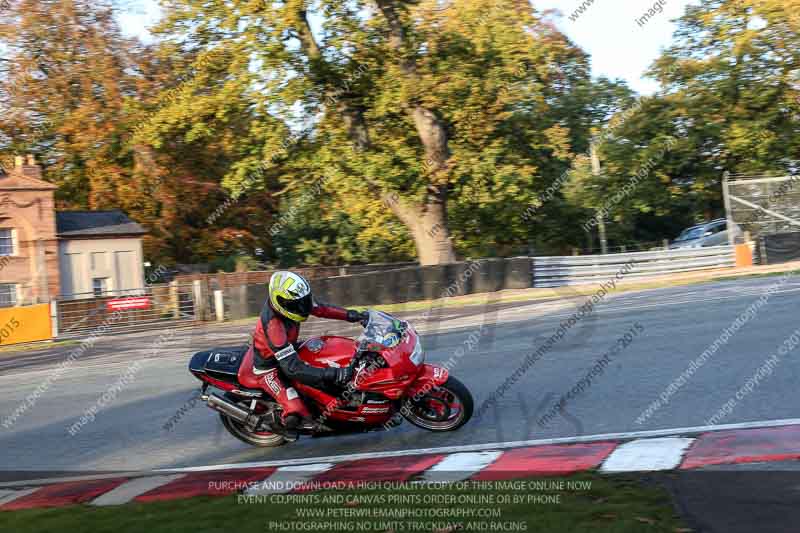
[0,0,140,207]
[569,0,800,247]
[0,0,276,267]
[129,42,279,266]
[150,0,595,264]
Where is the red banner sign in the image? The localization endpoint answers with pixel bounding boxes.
[106,297,151,311]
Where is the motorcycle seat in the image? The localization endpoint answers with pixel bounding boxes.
[190,346,248,382]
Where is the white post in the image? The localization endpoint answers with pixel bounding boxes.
[214,290,225,322]
[50,300,59,339]
[169,281,180,318]
[193,279,207,321]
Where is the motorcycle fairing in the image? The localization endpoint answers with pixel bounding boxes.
[406,364,450,398]
[293,382,395,425]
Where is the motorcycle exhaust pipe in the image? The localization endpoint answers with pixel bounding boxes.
[206,393,252,424]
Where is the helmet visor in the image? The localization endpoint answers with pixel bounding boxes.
[277,293,312,319]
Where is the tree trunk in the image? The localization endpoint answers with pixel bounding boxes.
[407,107,457,264]
[415,200,457,265]
[385,188,456,265]
[295,2,457,264]
[374,0,457,265]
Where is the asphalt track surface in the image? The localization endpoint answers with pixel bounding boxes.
[2,275,799,479]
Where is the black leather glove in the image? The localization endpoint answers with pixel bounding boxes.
[346,309,364,323]
[346,309,371,326]
[332,365,354,388]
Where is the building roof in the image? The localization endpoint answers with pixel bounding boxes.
[0,167,58,191]
[56,210,147,238]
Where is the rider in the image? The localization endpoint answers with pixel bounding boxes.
[246,270,367,433]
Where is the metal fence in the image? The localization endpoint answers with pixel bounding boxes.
[56,282,198,339]
[532,245,736,287]
[758,232,800,265]
[52,246,742,333]
[723,174,800,241]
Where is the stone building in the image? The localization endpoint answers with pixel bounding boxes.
[56,210,147,299]
[0,156,146,306]
[0,155,60,306]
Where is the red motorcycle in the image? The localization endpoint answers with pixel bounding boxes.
[189,311,473,447]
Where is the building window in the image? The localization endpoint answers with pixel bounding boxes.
[91,252,108,270]
[0,229,13,256]
[0,284,16,308]
[92,278,109,297]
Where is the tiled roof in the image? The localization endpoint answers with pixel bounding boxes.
[56,210,146,237]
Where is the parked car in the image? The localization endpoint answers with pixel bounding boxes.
[670,219,729,249]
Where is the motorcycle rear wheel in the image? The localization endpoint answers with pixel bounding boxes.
[219,396,286,447]
[402,376,473,431]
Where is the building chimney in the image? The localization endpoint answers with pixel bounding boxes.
[21,153,42,180]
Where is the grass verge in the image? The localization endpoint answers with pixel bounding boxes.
[0,473,689,533]
[0,339,78,357]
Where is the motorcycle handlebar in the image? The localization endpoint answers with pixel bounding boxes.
[351,339,369,365]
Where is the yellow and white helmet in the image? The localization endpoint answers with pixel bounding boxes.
[268,271,313,322]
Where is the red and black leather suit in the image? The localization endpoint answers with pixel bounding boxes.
[239,299,363,421]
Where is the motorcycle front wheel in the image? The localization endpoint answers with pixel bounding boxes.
[402,376,473,431]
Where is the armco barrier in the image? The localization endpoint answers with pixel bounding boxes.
[532,245,736,287]
[220,247,744,320]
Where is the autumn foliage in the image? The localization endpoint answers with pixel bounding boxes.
[0,0,798,267]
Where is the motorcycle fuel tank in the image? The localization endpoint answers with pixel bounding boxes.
[298,336,358,369]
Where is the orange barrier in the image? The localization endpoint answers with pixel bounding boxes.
[735,243,754,268]
[0,304,53,346]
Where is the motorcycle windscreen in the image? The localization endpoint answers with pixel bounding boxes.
[359,311,409,350]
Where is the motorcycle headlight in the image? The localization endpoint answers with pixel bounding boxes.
[410,336,425,366]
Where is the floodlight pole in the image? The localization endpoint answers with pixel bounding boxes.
[722,171,735,245]
[591,141,608,255]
